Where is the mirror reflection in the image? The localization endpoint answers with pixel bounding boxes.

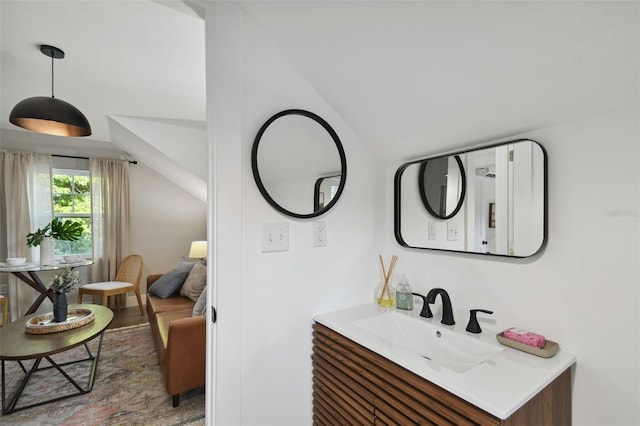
[314,175,341,211]
[395,139,546,257]
[418,155,466,219]
[251,109,347,218]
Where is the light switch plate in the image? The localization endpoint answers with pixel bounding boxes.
[428,221,437,240]
[313,221,327,247]
[261,222,289,252]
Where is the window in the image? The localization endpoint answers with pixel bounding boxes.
[52,168,92,256]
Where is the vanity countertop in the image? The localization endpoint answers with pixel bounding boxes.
[314,303,576,420]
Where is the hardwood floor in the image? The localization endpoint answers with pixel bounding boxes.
[107,305,149,330]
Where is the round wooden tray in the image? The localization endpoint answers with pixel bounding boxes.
[25,308,96,334]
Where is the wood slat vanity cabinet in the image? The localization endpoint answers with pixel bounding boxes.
[312,323,571,426]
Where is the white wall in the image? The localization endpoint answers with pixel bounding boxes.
[384,108,639,425]
[129,163,206,292]
[241,21,381,422]
[207,3,638,426]
[207,5,382,425]
[109,117,207,202]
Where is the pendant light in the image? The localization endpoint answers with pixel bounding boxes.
[9,44,91,137]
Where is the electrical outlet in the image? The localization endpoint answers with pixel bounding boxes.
[447,221,459,241]
[261,222,289,252]
[313,221,327,247]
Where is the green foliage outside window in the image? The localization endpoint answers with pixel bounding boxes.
[52,171,92,255]
[54,218,92,255]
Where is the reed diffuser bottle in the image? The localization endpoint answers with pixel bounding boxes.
[376,255,398,307]
[375,280,396,307]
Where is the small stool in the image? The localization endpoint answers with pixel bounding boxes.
[0,295,8,325]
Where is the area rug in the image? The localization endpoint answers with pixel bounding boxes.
[1,324,205,425]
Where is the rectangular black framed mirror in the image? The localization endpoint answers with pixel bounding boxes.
[394,139,547,258]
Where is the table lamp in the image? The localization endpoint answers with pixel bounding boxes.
[189,241,207,260]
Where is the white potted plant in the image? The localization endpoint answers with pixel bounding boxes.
[26,218,84,265]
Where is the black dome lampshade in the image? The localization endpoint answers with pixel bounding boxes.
[9,45,91,137]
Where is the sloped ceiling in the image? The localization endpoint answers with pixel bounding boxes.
[0,0,205,157]
[1,1,637,165]
[243,1,639,161]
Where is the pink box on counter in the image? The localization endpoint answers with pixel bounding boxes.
[502,327,546,348]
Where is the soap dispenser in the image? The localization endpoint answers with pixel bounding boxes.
[395,274,413,311]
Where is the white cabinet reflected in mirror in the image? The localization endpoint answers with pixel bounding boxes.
[251,110,347,219]
[395,139,547,257]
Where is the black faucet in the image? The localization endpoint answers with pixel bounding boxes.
[411,293,433,318]
[412,288,455,325]
[426,288,455,325]
[466,309,493,334]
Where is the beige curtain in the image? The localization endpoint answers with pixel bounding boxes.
[0,150,52,319]
[90,158,131,282]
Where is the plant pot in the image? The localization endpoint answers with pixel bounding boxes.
[40,237,55,266]
[53,292,68,322]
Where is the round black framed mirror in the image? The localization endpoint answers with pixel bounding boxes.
[251,109,347,219]
[418,155,466,220]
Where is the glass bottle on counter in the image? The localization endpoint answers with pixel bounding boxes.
[395,274,413,311]
[375,281,396,308]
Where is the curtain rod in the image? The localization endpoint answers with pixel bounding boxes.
[52,154,138,165]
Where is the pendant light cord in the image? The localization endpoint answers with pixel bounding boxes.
[51,55,55,98]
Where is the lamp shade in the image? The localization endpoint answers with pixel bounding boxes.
[9,44,91,137]
[10,96,92,137]
[189,241,207,259]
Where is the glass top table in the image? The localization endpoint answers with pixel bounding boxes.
[0,260,94,316]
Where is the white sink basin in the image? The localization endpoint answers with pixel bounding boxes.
[315,304,577,419]
[353,311,504,372]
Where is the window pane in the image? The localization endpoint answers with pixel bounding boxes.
[52,175,72,194]
[52,169,92,257]
[53,194,74,213]
[54,217,92,255]
[75,195,91,213]
[75,176,90,194]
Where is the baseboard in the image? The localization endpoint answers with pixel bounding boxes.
[81,293,145,309]
[126,294,146,307]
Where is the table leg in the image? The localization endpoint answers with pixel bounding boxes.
[10,271,54,315]
[1,331,106,415]
[1,358,43,413]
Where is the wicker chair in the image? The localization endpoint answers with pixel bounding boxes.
[78,254,145,314]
